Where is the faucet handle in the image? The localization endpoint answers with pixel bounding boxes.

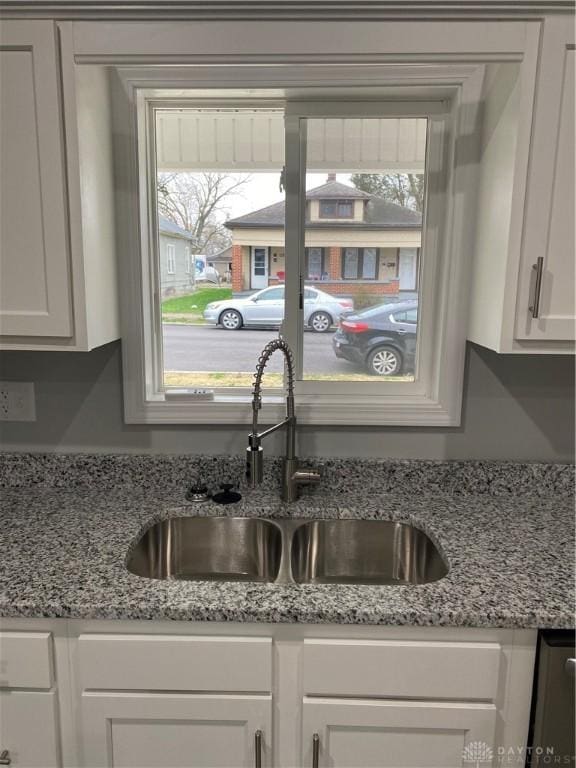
[292,467,321,486]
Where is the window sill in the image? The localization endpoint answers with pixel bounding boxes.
[125,390,461,426]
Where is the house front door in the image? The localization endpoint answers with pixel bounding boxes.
[398,248,418,291]
[251,247,269,289]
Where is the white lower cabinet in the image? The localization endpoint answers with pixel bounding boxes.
[0,691,60,767]
[81,693,272,768]
[302,699,496,768]
[0,620,537,768]
[0,629,60,768]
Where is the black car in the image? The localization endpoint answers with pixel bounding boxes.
[332,300,418,376]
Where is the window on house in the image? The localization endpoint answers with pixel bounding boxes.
[124,73,472,426]
[341,248,379,280]
[166,244,176,275]
[362,249,378,279]
[184,246,193,274]
[306,248,325,280]
[342,248,359,279]
[319,199,354,219]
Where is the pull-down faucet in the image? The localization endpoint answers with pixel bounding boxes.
[246,338,320,502]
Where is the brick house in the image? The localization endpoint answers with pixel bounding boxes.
[225,176,422,297]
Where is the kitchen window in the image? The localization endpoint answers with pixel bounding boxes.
[118,64,480,425]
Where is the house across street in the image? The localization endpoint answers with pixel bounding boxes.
[225,174,422,299]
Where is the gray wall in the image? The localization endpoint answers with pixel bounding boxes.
[0,341,573,461]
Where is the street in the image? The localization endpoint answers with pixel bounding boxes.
[162,323,358,375]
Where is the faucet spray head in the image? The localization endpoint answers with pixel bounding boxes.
[246,444,264,487]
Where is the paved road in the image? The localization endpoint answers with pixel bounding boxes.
[163,323,359,375]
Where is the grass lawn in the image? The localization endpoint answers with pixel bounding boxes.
[162,286,232,321]
[164,371,414,387]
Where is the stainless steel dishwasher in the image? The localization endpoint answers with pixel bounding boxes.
[527,629,575,766]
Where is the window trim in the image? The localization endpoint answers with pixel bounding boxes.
[115,62,488,426]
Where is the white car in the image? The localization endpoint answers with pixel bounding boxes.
[204,285,354,332]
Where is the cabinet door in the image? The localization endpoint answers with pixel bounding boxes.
[515,17,575,342]
[302,698,496,768]
[0,20,72,337]
[0,690,60,767]
[81,692,272,768]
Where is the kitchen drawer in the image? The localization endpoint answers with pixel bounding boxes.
[78,634,272,692]
[302,639,501,701]
[0,690,60,767]
[0,632,53,689]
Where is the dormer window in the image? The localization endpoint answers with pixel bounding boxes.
[319,199,354,219]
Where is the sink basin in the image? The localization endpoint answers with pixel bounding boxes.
[127,517,282,582]
[127,516,448,586]
[291,519,447,585]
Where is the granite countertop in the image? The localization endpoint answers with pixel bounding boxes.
[0,454,574,628]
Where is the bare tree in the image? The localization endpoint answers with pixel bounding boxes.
[157,172,251,255]
[350,173,424,212]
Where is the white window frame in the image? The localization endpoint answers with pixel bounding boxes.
[184,246,192,274]
[166,243,176,274]
[113,62,496,426]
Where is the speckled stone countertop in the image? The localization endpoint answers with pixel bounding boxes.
[0,454,573,628]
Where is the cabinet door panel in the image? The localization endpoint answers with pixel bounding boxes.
[515,18,575,341]
[0,690,60,767]
[0,21,72,337]
[81,692,271,768]
[302,698,496,768]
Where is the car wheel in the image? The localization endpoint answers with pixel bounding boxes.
[309,311,333,333]
[367,346,402,376]
[219,309,243,330]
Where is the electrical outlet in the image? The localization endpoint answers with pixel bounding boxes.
[0,382,36,422]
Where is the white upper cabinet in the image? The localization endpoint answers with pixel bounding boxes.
[1,13,573,356]
[514,17,575,343]
[0,21,72,339]
[0,20,119,351]
[468,15,575,353]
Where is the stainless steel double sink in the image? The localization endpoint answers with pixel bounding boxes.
[127,517,448,586]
